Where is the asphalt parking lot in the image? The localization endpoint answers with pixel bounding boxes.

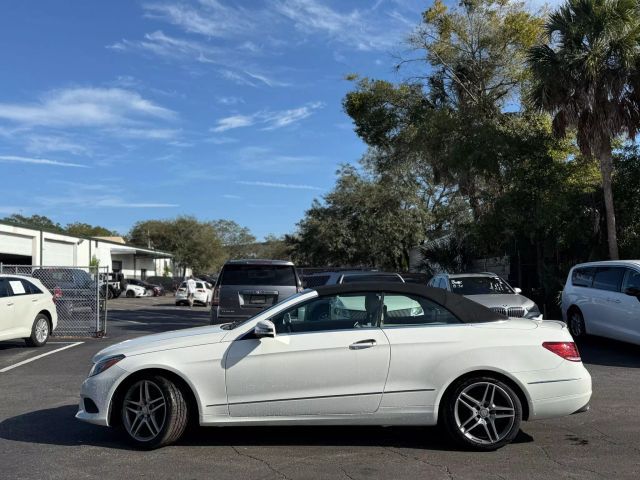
[1,297,639,479]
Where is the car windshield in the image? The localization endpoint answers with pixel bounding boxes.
[222,291,308,330]
[341,274,402,283]
[449,276,514,295]
[220,264,296,286]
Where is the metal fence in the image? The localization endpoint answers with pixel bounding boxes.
[0,264,108,337]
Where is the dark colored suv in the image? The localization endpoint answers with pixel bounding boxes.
[210,259,301,325]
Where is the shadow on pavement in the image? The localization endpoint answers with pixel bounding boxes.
[0,404,534,451]
[577,336,640,368]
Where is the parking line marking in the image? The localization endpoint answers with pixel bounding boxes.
[0,342,84,373]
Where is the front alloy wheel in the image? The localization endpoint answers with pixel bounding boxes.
[121,376,188,449]
[442,377,522,450]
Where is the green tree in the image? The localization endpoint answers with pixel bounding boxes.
[210,219,256,260]
[527,0,640,259]
[1,214,64,232]
[66,222,117,237]
[129,216,224,276]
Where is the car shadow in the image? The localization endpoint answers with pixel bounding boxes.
[577,336,640,368]
[0,404,533,451]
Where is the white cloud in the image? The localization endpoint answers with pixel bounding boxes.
[211,114,257,132]
[234,146,316,171]
[244,70,291,88]
[206,136,238,144]
[143,1,257,38]
[222,194,242,199]
[238,180,323,191]
[108,30,219,64]
[0,155,87,168]
[0,87,175,128]
[25,135,90,156]
[108,127,181,140]
[212,102,323,132]
[273,0,406,51]
[220,70,258,87]
[216,96,244,105]
[35,192,178,208]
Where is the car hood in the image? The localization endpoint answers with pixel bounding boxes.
[464,294,534,308]
[93,325,228,362]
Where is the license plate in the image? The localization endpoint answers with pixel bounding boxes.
[250,295,266,304]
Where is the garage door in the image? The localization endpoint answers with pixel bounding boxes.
[44,239,75,266]
[0,232,34,257]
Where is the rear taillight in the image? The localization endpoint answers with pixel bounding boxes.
[53,286,63,303]
[197,289,205,293]
[543,342,581,362]
[212,286,220,306]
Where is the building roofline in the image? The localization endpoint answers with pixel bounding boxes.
[0,219,172,257]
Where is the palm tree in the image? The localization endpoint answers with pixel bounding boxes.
[527,0,640,259]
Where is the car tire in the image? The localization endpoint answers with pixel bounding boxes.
[441,376,522,451]
[121,376,188,450]
[568,308,586,338]
[25,313,50,347]
[107,288,114,300]
[126,290,135,298]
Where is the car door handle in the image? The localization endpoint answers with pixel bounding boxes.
[7,303,14,306]
[349,339,377,350]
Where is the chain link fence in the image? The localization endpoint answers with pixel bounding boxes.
[0,264,108,337]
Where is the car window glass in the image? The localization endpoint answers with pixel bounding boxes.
[8,279,27,295]
[269,293,382,334]
[381,294,461,327]
[221,265,296,286]
[621,269,640,292]
[572,267,595,287]
[449,277,513,295]
[22,279,42,295]
[592,267,625,292]
[341,274,402,283]
[0,279,11,297]
[196,282,204,289]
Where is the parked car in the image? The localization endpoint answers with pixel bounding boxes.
[302,270,404,288]
[32,267,102,317]
[77,282,591,450]
[428,272,542,320]
[561,260,640,345]
[175,280,212,306]
[0,274,58,346]
[123,282,148,298]
[210,259,302,324]
[145,276,178,294]
[125,279,160,296]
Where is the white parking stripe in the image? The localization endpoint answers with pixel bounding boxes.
[0,342,84,373]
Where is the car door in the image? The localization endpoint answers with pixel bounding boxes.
[379,292,468,413]
[0,279,16,340]
[589,266,626,338]
[224,291,391,417]
[616,268,640,343]
[6,277,32,334]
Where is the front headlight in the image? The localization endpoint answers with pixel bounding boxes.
[524,304,542,319]
[89,354,125,377]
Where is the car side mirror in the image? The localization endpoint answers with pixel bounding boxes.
[514,287,522,294]
[255,320,276,338]
[624,287,640,299]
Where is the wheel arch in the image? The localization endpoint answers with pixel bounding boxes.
[435,369,531,423]
[108,367,202,427]
[37,309,53,331]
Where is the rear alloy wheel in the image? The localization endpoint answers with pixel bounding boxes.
[25,314,50,347]
[568,309,586,338]
[442,377,522,451]
[121,376,188,449]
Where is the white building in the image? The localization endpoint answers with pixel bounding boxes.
[0,221,174,280]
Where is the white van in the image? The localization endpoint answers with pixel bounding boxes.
[561,260,640,345]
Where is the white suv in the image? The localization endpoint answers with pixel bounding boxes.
[561,260,640,345]
[0,274,58,346]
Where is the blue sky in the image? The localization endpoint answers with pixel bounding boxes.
[0,0,431,239]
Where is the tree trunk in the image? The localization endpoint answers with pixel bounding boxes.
[598,146,619,260]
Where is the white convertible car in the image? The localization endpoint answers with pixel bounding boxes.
[76,283,592,450]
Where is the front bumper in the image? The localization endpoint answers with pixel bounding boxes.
[75,364,128,426]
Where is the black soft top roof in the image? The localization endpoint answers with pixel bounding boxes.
[313,282,507,324]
